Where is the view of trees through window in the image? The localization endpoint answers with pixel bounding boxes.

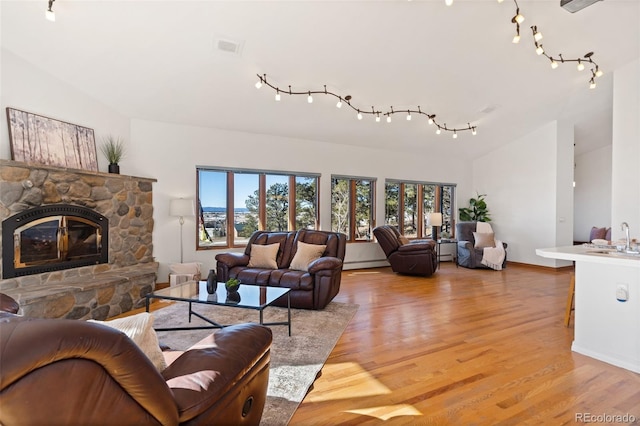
[331,176,375,241]
[197,168,318,248]
[385,180,455,239]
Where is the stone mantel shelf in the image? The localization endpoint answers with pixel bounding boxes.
[0,159,157,183]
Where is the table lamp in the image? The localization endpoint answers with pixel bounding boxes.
[428,212,443,241]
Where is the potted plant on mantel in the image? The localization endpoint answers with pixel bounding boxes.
[99,135,126,174]
[459,192,491,222]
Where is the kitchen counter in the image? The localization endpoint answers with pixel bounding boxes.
[537,245,640,373]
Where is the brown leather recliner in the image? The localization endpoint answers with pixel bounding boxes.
[216,229,347,310]
[373,225,437,277]
[0,311,272,426]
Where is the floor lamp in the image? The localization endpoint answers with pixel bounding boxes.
[170,198,195,264]
[428,212,443,242]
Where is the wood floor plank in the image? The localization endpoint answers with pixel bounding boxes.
[290,263,640,425]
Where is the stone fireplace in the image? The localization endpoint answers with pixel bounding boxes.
[0,159,158,320]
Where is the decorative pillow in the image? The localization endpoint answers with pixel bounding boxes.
[248,243,279,269]
[290,241,327,272]
[589,227,607,242]
[473,232,496,249]
[89,312,166,372]
[398,235,410,245]
[605,227,611,241]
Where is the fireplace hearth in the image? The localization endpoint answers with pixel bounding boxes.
[2,204,109,278]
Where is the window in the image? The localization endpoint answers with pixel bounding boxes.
[197,168,319,249]
[385,180,456,239]
[331,176,375,241]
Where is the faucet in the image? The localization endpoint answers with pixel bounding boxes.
[621,222,631,250]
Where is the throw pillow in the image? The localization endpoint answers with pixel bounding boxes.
[398,235,410,245]
[473,232,496,249]
[248,243,280,269]
[89,312,166,372]
[290,241,327,272]
[589,227,607,242]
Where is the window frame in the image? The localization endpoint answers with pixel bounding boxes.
[384,179,456,240]
[331,175,376,242]
[196,166,320,249]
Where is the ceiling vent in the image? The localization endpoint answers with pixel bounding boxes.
[561,0,602,13]
[213,38,244,55]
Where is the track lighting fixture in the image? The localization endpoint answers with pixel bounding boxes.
[503,1,602,88]
[46,0,55,21]
[254,74,477,137]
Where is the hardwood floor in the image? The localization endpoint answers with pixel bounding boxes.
[290,263,640,425]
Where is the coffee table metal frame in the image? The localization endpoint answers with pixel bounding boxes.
[146,281,291,336]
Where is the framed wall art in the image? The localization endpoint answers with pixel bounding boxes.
[6,107,98,172]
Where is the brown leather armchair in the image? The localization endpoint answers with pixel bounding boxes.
[0,311,272,426]
[373,225,437,277]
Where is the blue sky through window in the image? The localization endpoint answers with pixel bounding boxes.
[199,170,288,209]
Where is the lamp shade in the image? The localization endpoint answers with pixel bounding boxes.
[427,212,443,227]
[170,198,195,217]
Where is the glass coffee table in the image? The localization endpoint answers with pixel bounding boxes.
[146,281,291,336]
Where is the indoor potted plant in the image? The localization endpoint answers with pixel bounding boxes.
[225,277,240,293]
[100,135,126,174]
[459,192,491,222]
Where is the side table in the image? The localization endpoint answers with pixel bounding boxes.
[436,239,458,269]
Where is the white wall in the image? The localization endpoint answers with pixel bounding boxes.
[472,121,573,267]
[611,59,640,242]
[129,119,472,279]
[0,49,130,170]
[574,145,612,242]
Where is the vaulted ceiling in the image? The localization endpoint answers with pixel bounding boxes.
[2,1,638,160]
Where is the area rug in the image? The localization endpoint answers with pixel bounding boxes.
[152,300,358,425]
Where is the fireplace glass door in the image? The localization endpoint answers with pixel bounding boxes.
[15,216,102,268]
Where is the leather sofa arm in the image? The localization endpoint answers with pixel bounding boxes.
[397,241,434,252]
[163,323,272,423]
[0,293,19,314]
[308,256,343,274]
[215,252,250,268]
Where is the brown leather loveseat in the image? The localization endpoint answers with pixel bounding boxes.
[216,229,346,310]
[373,225,438,277]
[0,302,272,426]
